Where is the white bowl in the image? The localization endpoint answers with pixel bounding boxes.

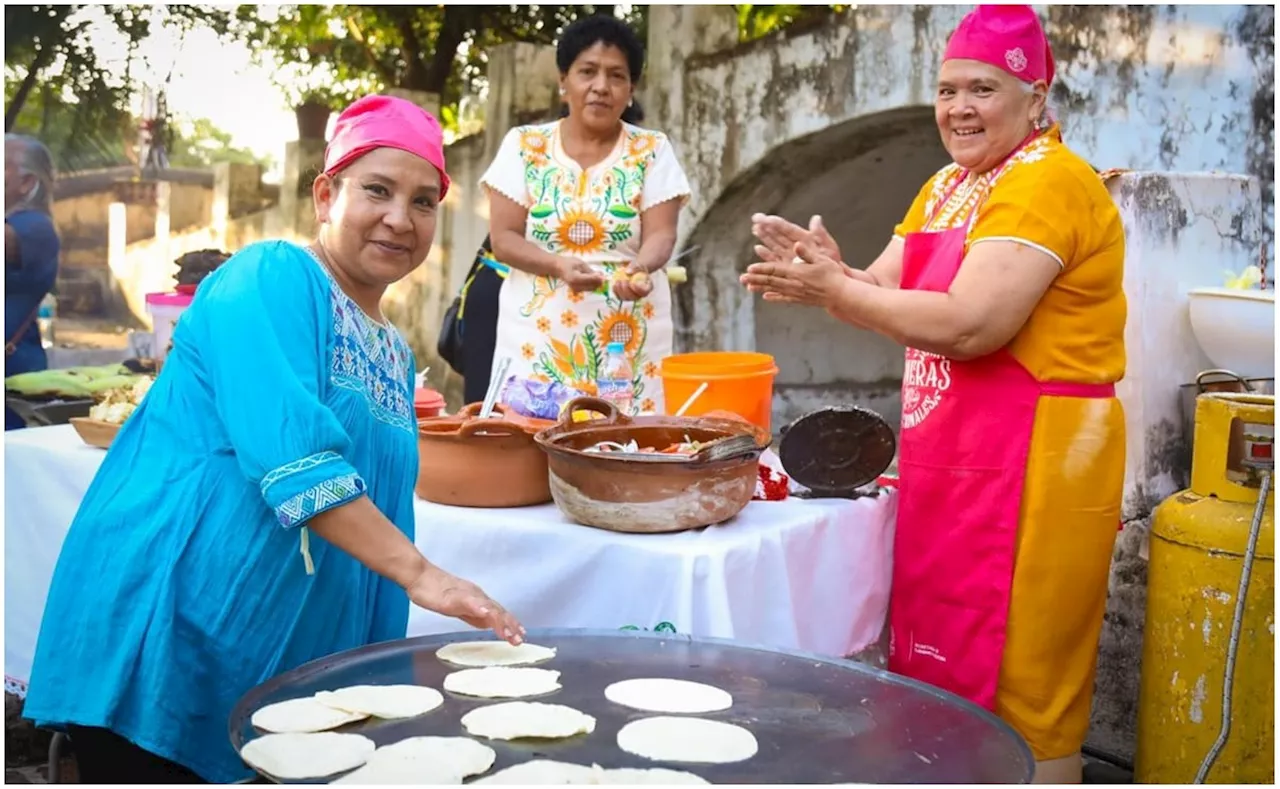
[1186,287,1275,378]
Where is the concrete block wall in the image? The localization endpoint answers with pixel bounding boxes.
[1089,171,1264,760]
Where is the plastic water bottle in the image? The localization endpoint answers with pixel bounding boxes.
[597,341,635,415]
[37,293,56,349]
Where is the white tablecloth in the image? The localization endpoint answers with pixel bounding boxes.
[5,424,896,695]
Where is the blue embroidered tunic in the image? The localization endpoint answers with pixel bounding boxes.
[22,241,420,782]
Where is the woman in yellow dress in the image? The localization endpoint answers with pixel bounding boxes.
[742,6,1126,784]
[482,15,691,413]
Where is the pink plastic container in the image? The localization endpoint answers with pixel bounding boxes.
[145,291,194,361]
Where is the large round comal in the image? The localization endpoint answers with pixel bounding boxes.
[230,629,1035,784]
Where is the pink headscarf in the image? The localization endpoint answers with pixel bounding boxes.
[943,5,1055,87]
[323,95,451,198]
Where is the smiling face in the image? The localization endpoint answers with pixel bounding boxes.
[313,147,442,294]
[560,41,634,132]
[935,59,1047,173]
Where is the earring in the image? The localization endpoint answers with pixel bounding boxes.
[558,88,566,96]
[628,99,634,108]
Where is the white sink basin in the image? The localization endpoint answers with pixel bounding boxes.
[1186,287,1275,378]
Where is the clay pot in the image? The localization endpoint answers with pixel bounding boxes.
[295,102,332,140]
[416,404,552,507]
[533,397,769,533]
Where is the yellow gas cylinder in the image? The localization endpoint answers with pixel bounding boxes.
[1135,392,1274,784]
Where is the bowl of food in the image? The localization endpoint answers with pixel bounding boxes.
[69,375,155,448]
[533,397,770,533]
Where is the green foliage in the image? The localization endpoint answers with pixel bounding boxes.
[240,4,646,132]
[4,4,245,170]
[3,74,130,171]
[734,4,846,43]
[245,4,840,134]
[168,116,274,170]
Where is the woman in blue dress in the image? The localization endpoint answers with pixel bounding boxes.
[22,96,525,783]
[4,134,60,430]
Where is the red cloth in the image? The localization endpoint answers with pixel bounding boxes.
[944,5,1056,86]
[323,95,451,197]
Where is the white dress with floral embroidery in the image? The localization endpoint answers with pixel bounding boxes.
[480,120,692,414]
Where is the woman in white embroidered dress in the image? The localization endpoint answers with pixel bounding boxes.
[482,15,692,413]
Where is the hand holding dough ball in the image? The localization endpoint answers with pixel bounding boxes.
[612,267,654,301]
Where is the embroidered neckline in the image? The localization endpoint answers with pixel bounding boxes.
[298,244,393,331]
[551,119,629,174]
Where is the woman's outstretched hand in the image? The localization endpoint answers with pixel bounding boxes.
[740,238,851,309]
[407,565,526,645]
[751,213,842,264]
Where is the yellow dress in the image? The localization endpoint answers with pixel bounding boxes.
[894,127,1128,760]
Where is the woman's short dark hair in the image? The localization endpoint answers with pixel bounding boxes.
[556,15,645,83]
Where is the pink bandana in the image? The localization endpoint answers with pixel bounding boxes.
[323,95,451,198]
[943,5,1055,86]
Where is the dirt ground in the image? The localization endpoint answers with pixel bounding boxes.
[49,317,132,351]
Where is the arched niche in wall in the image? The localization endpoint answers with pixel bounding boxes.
[677,105,950,430]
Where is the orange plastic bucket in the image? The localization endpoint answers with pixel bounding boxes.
[660,352,779,432]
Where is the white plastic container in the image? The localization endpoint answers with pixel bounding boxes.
[145,291,193,362]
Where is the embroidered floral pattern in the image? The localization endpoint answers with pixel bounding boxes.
[327,282,416,435]
[519,127,657,261]
[923,134,1055,235]
[506,122,668,407]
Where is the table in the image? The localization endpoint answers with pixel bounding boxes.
[5,425,896,697]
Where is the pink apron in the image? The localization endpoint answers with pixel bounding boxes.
[886,142,1115,711]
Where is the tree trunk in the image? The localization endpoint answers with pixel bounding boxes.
[5,45,54,132]
[422,5,472,99]
[391,7,433,92]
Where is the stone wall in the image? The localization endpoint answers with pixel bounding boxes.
[101,164,275,326]
[52,172,218,315]
[646,3,1275,430]
[1091,171,1263,760]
